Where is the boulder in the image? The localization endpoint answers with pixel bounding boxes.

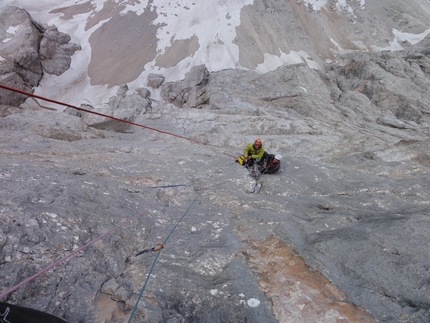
[0,6,80,106]
[147,73,165,88]
[0,6,42,105]
[39,25,81,76]
[160,65,210,108]
[76,85,153,132]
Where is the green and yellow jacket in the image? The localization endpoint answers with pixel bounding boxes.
[244,143,265,159]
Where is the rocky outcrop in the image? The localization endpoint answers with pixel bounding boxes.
[39,25,81,76]
[65,84,153,132]
[156,36,430,144]
[326,48,430,125]
[147,73,165,89]
[160,65,210,109]
[0,6,80,106]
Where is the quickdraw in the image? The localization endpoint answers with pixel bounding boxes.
[126,243,165,262]
[135,243,164,257]
[252,179,262,194]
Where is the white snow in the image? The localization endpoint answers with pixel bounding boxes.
[372,28,430,51]
[303,0,328,11]
[6,25,19,35]
[304,0,365,12]
[0,0,256,107]
[1,0,429,109]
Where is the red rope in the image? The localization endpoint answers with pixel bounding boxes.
[0,83,227,149]
[0,84,242,298]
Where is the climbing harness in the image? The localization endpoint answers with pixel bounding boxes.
[234,156,264,194]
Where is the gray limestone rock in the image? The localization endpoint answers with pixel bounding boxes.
[39,25,81,76]
[3,4,430,323]
[160,65,210,109]
[0,6,80,106]
[147,73,165,89]
[82,87,153,132]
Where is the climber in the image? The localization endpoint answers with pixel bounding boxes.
[257,152,282,174]
[243,138,265,168]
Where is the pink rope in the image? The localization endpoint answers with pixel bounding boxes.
[0,186,187,299]
[0,83,241,298]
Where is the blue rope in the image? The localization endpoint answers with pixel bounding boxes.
[127,250,161,323]
[162,190,203,246]
[127,190,203,323]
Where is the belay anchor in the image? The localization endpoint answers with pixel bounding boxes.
[248,164,262,194]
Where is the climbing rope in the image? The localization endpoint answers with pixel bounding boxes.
[0,84,240,156]
[127,188,204,323]
[0,84,263,309]
[126,180,233,322]
[0,184,188,300]
[0,177,232,301]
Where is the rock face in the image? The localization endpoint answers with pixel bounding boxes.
[3,6,430,323]
[2,38,430,322]
[39,25,81,76]
[65,84,153,132]
[31,0,430,90]
[160,65,210,109]
[0,6,80,106]
[147,73,165,89]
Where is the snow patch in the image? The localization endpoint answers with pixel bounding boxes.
[372,28,430,51]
